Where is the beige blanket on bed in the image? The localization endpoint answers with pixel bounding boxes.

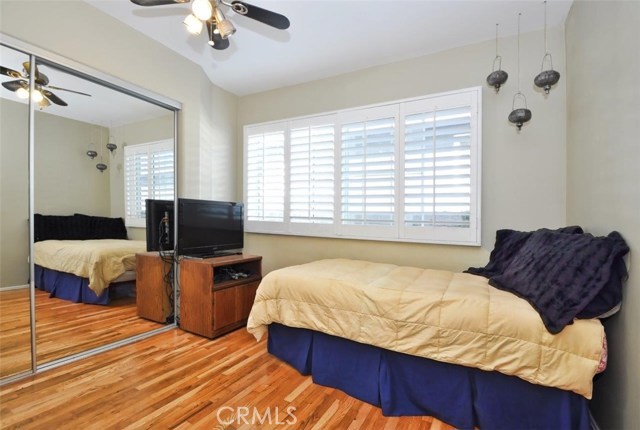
[247,259,604,398]
[34,239,146,296]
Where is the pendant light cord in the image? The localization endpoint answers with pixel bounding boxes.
[543,1,548,54]
[495,23,499,57]
[517,12,521,92]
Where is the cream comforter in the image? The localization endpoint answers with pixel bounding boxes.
[34,239,146,296]
[247,259,604,399]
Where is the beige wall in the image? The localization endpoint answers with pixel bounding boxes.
[238,27,568,274]
[0,99,29,288]
[0,0,238,201]
[34,112,110,216]
[566,1,640,428]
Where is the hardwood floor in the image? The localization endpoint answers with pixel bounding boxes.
[0,289,164,378]
[0,289,31,377]
[0,328,455,430]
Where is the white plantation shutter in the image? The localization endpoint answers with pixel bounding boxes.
[289,116,335,233]
[245,123,286,228]
[401,91,480,244]
[244,87,481,245]
[124,139,174,227]
[339,106,398,238]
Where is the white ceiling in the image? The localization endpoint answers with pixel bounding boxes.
[86,0,573,97]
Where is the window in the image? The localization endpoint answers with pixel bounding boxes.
[124,139,174,227]
[244,87,481,245]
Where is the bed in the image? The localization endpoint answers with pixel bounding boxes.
[247,227,629,430]
[33,213,146,305]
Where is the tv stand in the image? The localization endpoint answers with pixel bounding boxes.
[179,254,262,339]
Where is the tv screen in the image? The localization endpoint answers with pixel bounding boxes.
[177,198,244,258]
[145,199,174,252]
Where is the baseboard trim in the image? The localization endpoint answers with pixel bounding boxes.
[0,284,29,291]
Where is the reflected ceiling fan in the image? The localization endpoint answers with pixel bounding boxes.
[130,0,290,51]
[1,62,91,110]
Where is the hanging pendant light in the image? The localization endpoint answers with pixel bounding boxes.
[486,23,508,93]
[508,13,532,131]
[86,126,98,159]
[107,125,117,153]
[534,1,560,94]
[96,128,108,172]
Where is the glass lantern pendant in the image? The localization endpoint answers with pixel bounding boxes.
[534,1,560,94]
[486,24,508,93]
[508,92,532,131]
[534,53,560,94]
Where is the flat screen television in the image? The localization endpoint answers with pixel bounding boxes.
[145,199,175,252]
[177,198,244,258]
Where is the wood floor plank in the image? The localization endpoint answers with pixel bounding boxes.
[0,328,456,430]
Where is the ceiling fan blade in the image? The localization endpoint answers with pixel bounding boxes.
[207,22,231,50]
[230,1,290,30]
[130,0,190,6]
[42,90,68,106]
[45,85,92,97]
[1,80,26,92]
[1,66,25,79]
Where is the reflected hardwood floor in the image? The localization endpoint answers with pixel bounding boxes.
[0,288,164,377]
[0,289,31,377]
[0,328,455,430]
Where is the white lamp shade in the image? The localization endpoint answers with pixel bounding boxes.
[31,89,44,103]
[183,14,203,35]
[191,0,212,21]
[16,87,29,99]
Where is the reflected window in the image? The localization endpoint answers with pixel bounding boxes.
[125,139,174,227]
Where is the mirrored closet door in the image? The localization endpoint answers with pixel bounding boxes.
[0,39,180,379]
[0,45,33,379]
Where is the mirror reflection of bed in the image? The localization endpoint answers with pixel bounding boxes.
[0,48,177,377]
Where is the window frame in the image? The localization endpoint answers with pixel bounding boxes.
[243,86,482,246]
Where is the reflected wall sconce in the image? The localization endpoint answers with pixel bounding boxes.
[534,1,560,94]
[107,132,117,153]
[486,24,508,93]
[96,127,108,172]
[87,127,98,159]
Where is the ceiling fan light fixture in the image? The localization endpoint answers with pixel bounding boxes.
[183,14,203,35]
[31,89,44,103]
[38,97,51,110]
[192,0,213,21]
[15,87,29,99]
[213,6,235,38]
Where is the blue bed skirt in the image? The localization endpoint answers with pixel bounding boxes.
[267,323,591,430]
[34,265,133,305]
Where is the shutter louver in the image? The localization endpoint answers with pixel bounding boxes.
[290,123,335,224]
[404,107,471,229]
[246,129,285,222]
[341,117,395,226]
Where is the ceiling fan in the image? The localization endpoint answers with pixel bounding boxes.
[130,0,290,51]
[1,62,91,110]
